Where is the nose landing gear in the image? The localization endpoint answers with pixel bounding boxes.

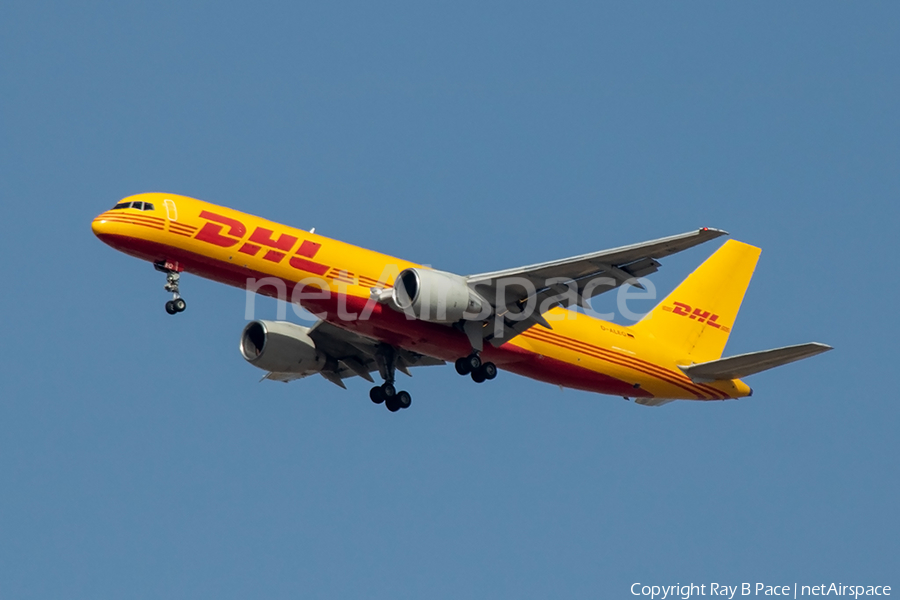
[155,261,187,315]
[165,296,187,315]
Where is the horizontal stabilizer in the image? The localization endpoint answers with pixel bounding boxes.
[679,342,833,382]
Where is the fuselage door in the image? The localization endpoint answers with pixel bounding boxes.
[164,199,178,221]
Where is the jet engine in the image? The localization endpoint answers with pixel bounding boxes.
[392,268,487,323]
[240,320,326,374]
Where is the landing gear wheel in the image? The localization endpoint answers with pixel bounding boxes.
[467,354,482,371]
[156,263,187,316]
[369,386,385,404]
[455,357,471,376]
[471,369,486,384]
[482,362,497,380]
[373,344,408,412]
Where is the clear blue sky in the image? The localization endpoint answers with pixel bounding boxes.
[1,2,897,598]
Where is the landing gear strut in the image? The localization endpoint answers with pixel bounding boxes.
[155,262,186,315]
[369,344,412,412]
[454,352,497,384]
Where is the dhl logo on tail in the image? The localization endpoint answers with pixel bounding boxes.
[661,302,731,332]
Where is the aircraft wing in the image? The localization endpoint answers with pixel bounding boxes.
[465,227,728,346]
[679,342,833,382]
[263,320,445,386]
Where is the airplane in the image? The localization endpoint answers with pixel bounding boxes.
[91,193,832,411]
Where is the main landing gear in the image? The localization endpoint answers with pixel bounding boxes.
[454,353,497,384]
[369,344,412,413]
[155,262,187,315]
[369,384,412,413]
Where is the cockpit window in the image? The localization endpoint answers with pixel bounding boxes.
[111,201,155,211]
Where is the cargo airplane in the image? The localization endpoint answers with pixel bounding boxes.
[92,193,831,411]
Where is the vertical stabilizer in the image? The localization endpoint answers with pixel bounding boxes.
[631,240,761,362]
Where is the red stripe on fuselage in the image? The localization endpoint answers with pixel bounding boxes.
[99,212,165,224]
[521,330,714,400]
[98,217,165,231]
[521,328,727,400]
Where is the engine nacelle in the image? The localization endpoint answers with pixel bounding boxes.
[392,268,486,323]
[240,320,326,374]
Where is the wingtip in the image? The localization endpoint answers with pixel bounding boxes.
[700,227,729,237]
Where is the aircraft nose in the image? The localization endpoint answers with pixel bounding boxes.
[91,215,105,237]
[91,213,114,237]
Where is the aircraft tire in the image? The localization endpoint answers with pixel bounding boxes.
[381,382,396,398]
[471,369,486,384]
[369,386,385,404]
[173,298,187,312]
[467,354,482,371]
[396,391,411,409]
[482,362,497,380]
[165,301,177,315]
[455,357,471,375]
[385,396,401,412]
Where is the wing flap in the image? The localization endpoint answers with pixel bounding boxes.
[679,342,833,382]
[621,257,661,279]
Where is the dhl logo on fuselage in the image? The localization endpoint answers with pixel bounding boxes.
[193,210,328,276]
[662,301,731,332]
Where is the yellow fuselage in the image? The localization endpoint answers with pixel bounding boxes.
[92,193,751,401]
